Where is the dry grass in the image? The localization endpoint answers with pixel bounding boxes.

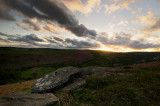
[130,61,160,69]
[0,80,35,97]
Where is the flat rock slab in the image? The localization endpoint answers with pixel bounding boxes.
[0,92,58,106]
[59,78,86,91]
[31,67,81,93]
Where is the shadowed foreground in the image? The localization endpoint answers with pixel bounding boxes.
[0,61,160,106]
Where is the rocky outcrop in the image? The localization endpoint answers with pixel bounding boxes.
[0,92,58,106]
[31,67,82,93]
[31,66,125,93]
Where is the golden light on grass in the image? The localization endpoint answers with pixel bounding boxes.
[95,45,159,52]
[0,80,35,97]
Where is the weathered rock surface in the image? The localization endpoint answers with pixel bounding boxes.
[31,66,127,93]
[31,67,81,93]
[0,92,58,106]
[59,78,86,91]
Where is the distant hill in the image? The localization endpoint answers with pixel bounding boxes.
[0,47,160,70]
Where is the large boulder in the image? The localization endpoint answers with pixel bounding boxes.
[31,67,81,93]
[0,92,58,106]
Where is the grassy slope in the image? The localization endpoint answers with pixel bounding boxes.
[1,47,160,70]
[0,80,35,97]
[56,63,160,106]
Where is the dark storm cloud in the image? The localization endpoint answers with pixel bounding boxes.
[98,32,160,49]
[1,0,97,38]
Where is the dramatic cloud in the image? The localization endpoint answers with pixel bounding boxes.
[104,0,135,14]
[98,32,160,49]
[0,0,160,51]
[1,0,97,38]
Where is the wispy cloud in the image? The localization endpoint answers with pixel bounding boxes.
[57,0,101,14]
[17,19,41,31]
[16,18,60,33]
[104,0,135,14]
[42,22,59,33]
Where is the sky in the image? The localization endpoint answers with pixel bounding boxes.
[0,0,160,52]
